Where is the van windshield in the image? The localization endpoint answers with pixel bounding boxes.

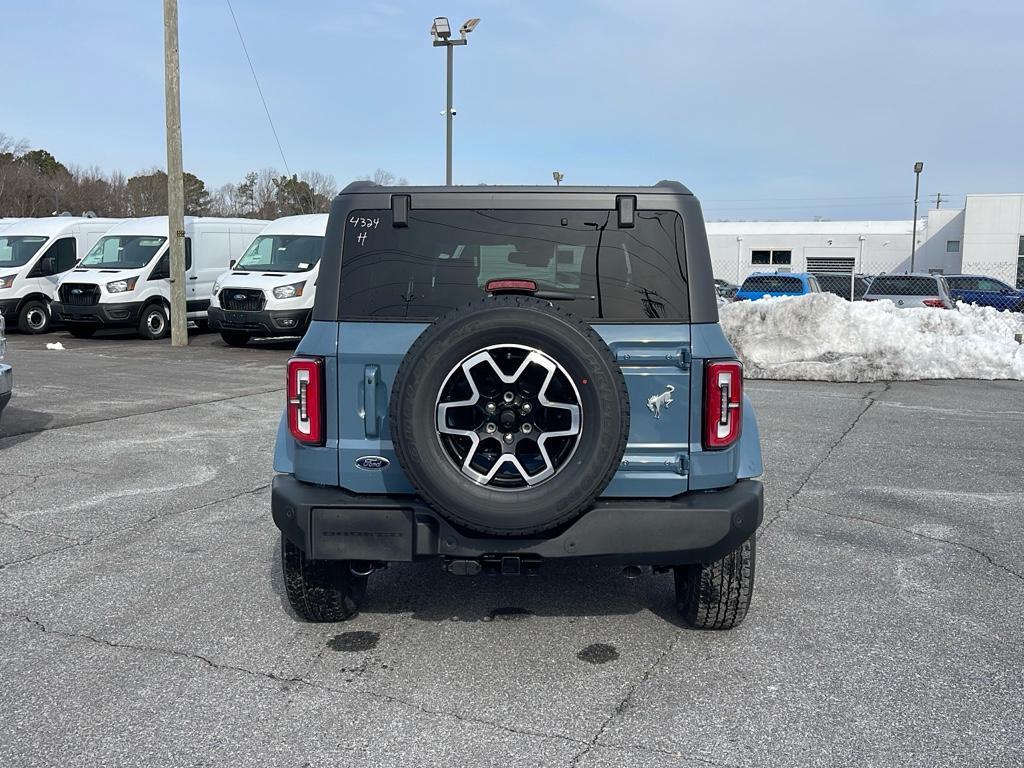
[0,236,48,269]
[80,235,166,269]
[235,234,324,273]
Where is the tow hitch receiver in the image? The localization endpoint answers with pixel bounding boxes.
[444,555,541,576]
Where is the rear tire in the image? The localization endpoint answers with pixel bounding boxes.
[220,330,251,347]
[138,304,169,340]
[674,536,756,630]
[67,326,97,339]
[17,299,51,334]
[281,534,367,622]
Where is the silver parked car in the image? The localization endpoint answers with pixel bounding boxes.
[0,314,11,423]
[862,273,954,309]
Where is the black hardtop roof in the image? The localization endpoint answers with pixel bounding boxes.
[338,180,693,196]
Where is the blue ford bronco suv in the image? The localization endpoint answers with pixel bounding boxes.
[272,181,764,629]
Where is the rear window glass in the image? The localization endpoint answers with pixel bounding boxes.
[338,209,689,321]
[867,276,939,296]
[739,275,804,294]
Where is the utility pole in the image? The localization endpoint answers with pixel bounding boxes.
[910,161,923,273]
[431,17,479,185]
[932,192,944,210]
[163,0,188,346]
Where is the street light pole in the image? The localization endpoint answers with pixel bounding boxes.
[432,17,479,186]
[446,43,454,186]
[910,161,924,273]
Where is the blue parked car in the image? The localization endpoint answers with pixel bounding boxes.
[945,275,1024,312]
[272,181,764,629]
[735,272,822,300]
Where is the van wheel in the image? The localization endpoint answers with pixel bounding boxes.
[138,304,169,340]
[17,299,51,334]
[67,326,97,339]
[281,534,367,622]
[220,330,251,347]
[674,536,755,630]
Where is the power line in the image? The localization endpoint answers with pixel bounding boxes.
[225,0,290,175]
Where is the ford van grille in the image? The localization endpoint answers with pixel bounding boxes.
[59,284,100,306]
[220,288,266,312]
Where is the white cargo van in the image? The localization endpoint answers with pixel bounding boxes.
[0,217,121,333]
[52,216,267,340]
[207,214,327,346]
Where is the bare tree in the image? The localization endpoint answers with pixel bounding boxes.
[359,168,409,187]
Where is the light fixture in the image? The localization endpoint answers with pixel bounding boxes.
[431,16,451,40]
[459,17,480,37]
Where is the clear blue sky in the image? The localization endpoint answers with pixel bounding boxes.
[3,0,1022,219]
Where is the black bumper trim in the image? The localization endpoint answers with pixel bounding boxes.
[0,298,18,319]
[51,300,143,327]
[208,306,310,336]
[272,475,763,566]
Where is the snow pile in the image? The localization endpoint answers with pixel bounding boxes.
[719,292,1024,382]
[45,342,65,351]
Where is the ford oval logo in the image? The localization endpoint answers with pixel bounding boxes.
[71,288,82,295]
[355,456,390,471]
[233,293,246,301]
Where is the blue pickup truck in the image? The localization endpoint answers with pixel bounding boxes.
[945,275,1024,312]
[272,181,764,629]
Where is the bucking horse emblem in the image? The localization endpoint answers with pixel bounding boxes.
[645,385,675,419]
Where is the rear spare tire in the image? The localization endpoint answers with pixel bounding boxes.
[390,295,629,536]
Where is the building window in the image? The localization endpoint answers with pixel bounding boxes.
[1018,235,1024,256]
[750,249,790,265]
[946,240,960,253]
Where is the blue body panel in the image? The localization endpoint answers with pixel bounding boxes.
[277,319,764,497]
[735,271,816,301]
[947,275,1024,311]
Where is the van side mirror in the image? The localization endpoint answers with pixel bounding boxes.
[230,259,237,269]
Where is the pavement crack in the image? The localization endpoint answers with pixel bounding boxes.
[13,614,585,748]
[569,631,684,766]
[0,482,271,569]
[0,518,79,543]
[760,382,889,540]
[808,506,1024,582]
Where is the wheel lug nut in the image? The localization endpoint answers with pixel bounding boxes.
[485,402,497,413]
[521,423,532,434]
[503,392,515,403]
[521,402,532,414]
[503,432,514,443]
[485,423,496,434]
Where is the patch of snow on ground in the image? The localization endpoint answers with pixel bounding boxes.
[720,293,1024,382]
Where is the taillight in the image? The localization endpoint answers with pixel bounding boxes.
[704,360,743,450]
[287,356,325,446]
[922,298,947,308]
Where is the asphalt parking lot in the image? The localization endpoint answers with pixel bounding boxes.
[1,329,1021,767]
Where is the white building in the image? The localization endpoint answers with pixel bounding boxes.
[708,193,1024,289]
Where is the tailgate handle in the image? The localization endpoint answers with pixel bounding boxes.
[363,365,380,438]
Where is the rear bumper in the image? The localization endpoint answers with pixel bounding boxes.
[208,306,310,336]
[51,300,141,328]
[272,475,763,566]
